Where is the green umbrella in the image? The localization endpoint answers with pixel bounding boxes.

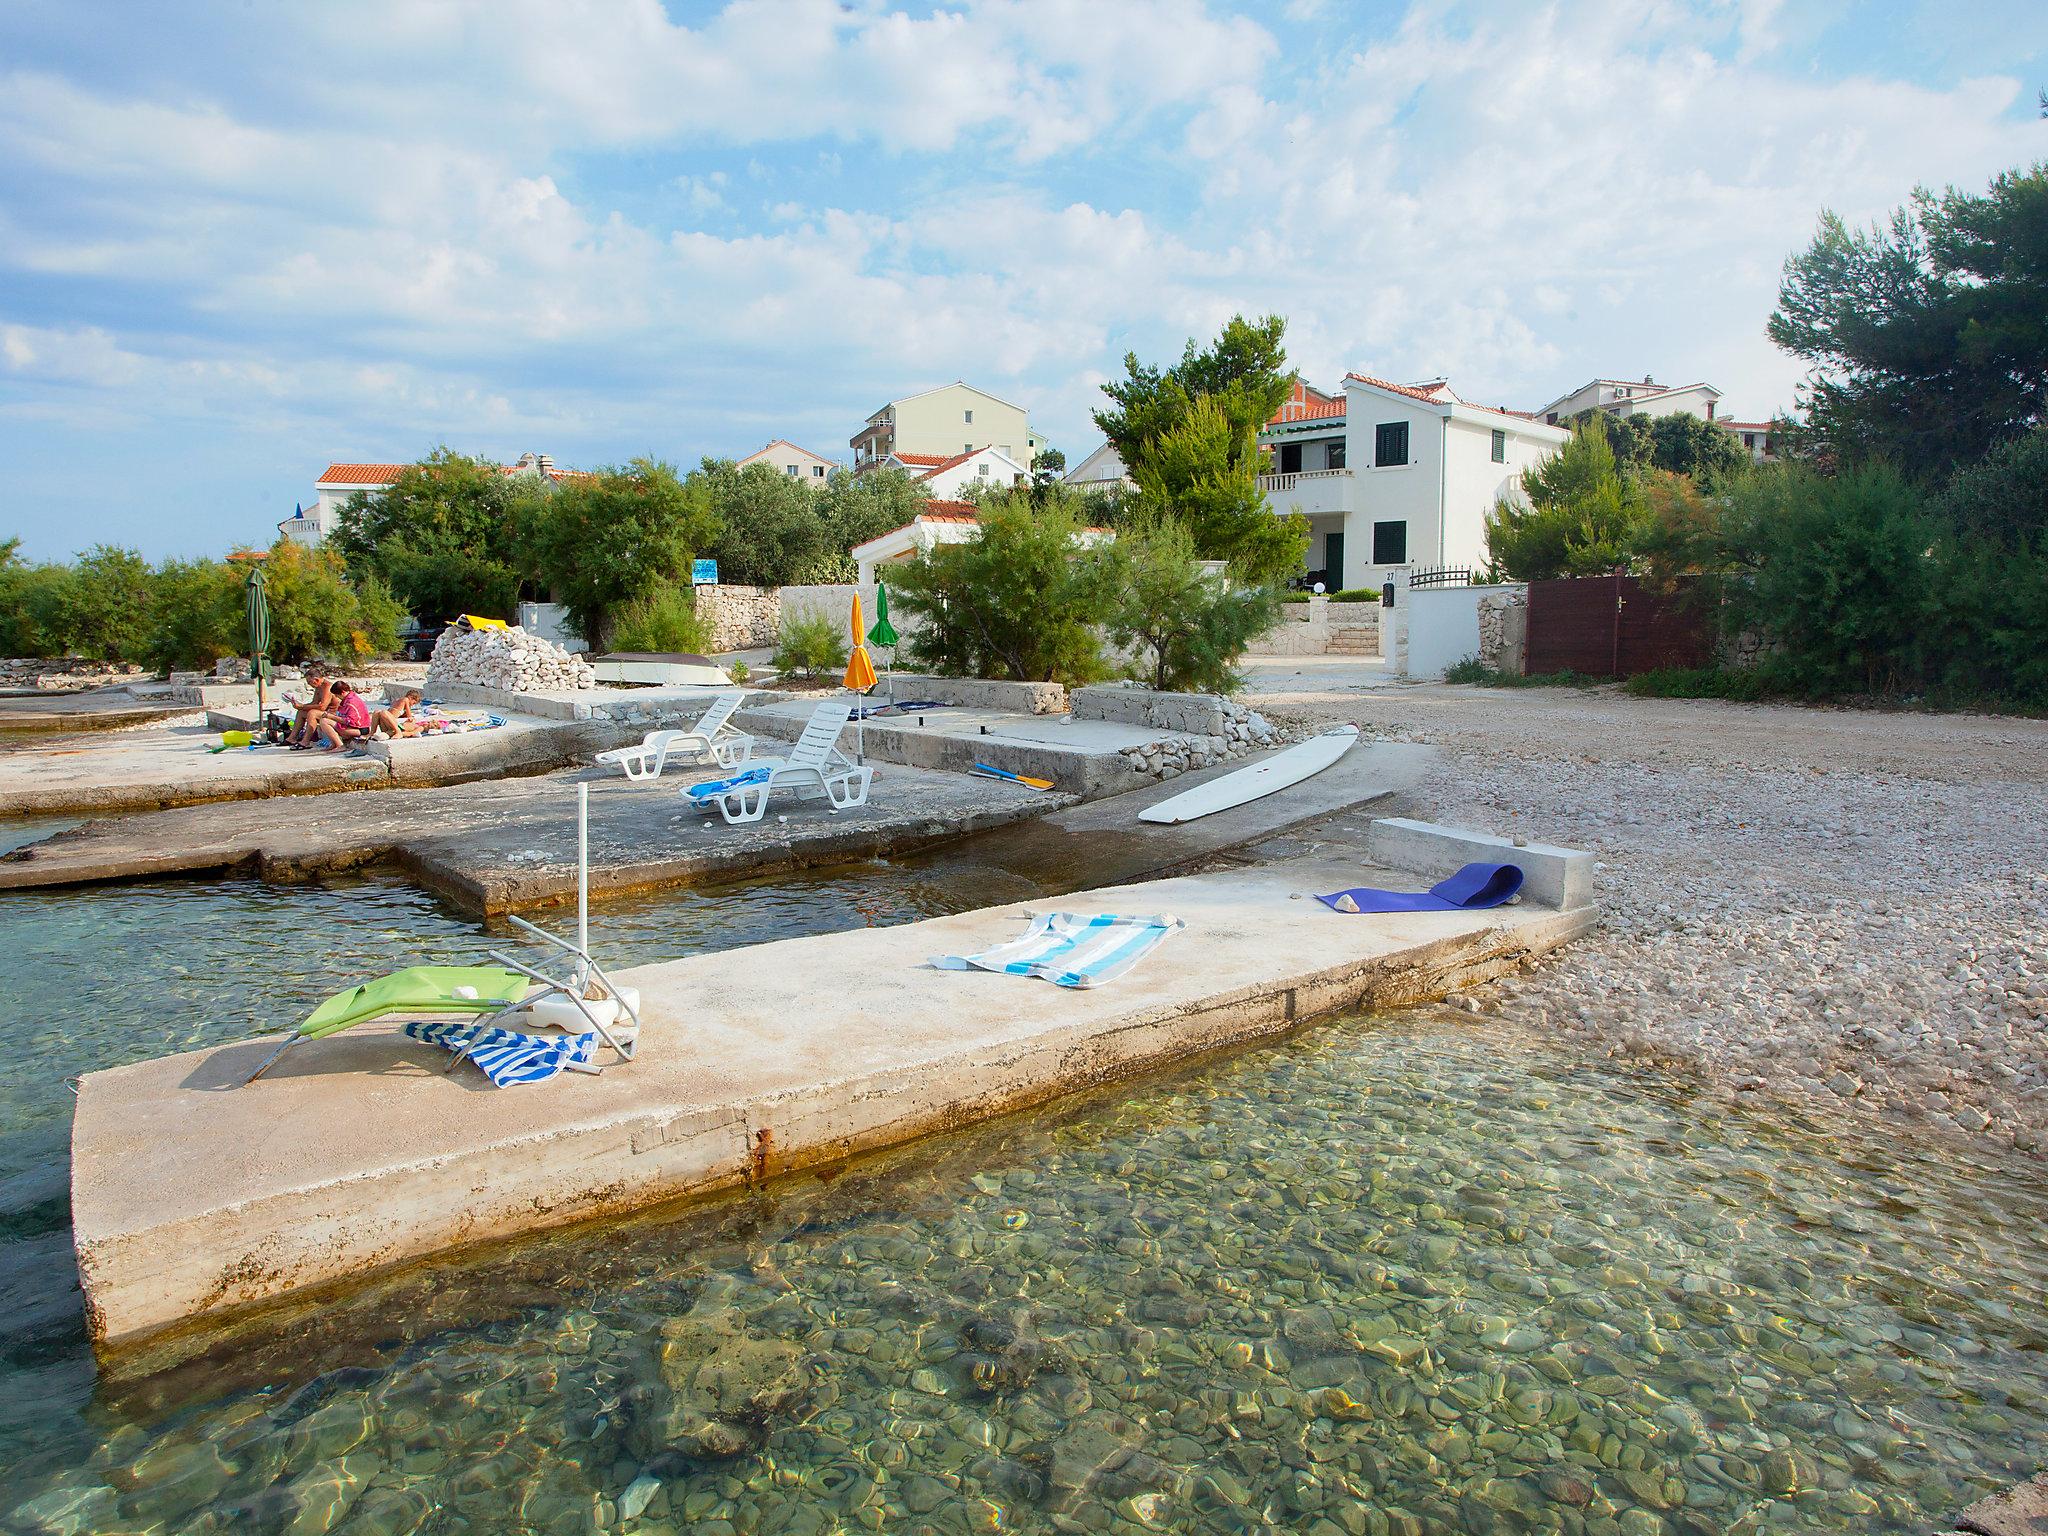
[867,582,898,647]
[867,583,899,704]
[245,563,271,720]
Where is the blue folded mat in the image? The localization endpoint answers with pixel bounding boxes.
[1317,861,1524,913]
[686,766,773,801]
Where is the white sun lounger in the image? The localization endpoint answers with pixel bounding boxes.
[595,690,752,781]
[689,698,873,824]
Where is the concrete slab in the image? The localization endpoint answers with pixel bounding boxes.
[738,696,1167,795]
[0,759,1053,914]
[1368,816,1594,911]
[71,855,1595,1351]
[1958,1474,2048,1536]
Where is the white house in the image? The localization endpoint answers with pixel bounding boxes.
[1257,374,1570,590]
[1719,419,1781,463]
[280,452,581,546]
[1535,375,1725,425]
[850,500,1111,585]
[736,439,841,481]
[881,445,1029,499]
[1063,441,1133,491]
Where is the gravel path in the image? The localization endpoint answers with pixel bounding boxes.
[1260,680,2048,1153]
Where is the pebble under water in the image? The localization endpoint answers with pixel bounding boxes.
[1,867,2045,1534]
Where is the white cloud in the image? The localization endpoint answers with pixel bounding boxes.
[1,0,2045,559]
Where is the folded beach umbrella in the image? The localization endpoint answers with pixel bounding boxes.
[245,562,270,719]
[867,581,899,704]
[1316,862,1524,914]
[845,592,878,762]
[242,964,531,1083]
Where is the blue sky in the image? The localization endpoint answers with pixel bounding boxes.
[2,0,2044,560]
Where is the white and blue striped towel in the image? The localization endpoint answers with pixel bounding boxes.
[929,912,1185,990]
[403,1021,599,1087]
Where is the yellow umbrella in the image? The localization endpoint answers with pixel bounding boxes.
[844,593,878,764]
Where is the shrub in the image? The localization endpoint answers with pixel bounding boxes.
[1102,519,1280,694]
[0,542,77,657]
[1443,659,1605,688]
[258,541,403,663]
[1278,590,1312,604]
[772,614,848,679]
[1718,464,1938,697]
[607,583,708,654]
[728,660,752,686]
[525,459,717,650]
[1328,587,1381,603]
[147,558,242,671]
[1622,667,1776,702]
[891,492,1116,684]
[68,545,156,662]
[1486,424,1646,580]
[1933,427,2048,550]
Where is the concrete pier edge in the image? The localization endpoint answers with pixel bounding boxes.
[71,818,1597,1357]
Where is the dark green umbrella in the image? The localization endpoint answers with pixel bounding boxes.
[867,582,898,646]
[245,563,271,720]
[867,583,899,703]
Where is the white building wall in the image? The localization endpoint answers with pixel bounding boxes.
[1440,415,1552,573]
[1338,390,1443,587]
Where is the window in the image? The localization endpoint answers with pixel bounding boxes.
[964,409,973,424]
[1546,412,1558,425]
[976,462,990,477]
[813,464,825,477]
[1743,433,1755,450]
[1326,440,1346,470]
[1374,421,1409,467]
[1491,428,1506,463]
[785,464,798,476]
[1371,520,1408,565]
[1279,442,1303,474]
[965,442,974,453]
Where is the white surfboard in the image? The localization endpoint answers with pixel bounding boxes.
[1138,724,1359,824]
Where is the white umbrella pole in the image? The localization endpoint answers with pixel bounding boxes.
[577,781,590,982]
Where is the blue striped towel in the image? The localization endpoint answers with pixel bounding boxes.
[929,912,1185,990]
[687,766,772,801]
[403,1021,598,1087]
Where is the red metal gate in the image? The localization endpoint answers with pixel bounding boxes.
[1523,573,1712,677]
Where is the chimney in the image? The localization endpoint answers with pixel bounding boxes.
[536,454,555,476]
[1643,374,1655,384]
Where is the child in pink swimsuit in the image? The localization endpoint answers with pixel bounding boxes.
[314,681,372,752]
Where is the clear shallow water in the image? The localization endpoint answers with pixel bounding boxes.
[0,873,2045,1533]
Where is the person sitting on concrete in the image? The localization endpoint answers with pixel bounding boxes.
[371,688,425,739]
[313,680,373,753]
[286,665,335,747]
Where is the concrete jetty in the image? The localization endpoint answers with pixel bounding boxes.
[71,819,1594,1352]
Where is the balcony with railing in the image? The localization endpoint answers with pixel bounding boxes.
[1256,467,1355,517]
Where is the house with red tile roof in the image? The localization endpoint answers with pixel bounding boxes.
[1257,374,1570,589]
[1532,375,1781,461]
[279,453,581,546]
[849,499,1111,585]
[878,444,1029,498]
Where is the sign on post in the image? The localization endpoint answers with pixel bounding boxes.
[691,559,718,586]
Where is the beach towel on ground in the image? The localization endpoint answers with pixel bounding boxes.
[1316,861,1523,914]
[403,1020,598,1086]
[929,912,1185,989]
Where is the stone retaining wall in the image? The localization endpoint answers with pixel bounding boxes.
[1072,686,1288,782]
[0,659,146,692]
[1476,588,1528,674]
[1248,596,1381,658]
[883,672,1068,713]
[694,585,780,651]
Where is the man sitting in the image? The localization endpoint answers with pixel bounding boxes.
[312,680,373,752]
[286,664,334,747]
[371,688,425,739]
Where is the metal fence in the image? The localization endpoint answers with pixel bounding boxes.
[1407,565,1475,590]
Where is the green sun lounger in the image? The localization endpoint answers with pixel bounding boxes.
[242,965,532,1084]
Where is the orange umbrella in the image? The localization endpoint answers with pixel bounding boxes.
[844,593,878,764]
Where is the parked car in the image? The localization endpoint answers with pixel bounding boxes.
[397,619,450,662]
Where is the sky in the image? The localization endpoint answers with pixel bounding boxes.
[2,0,2044,561]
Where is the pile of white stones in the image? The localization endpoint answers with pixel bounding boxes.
[1119,703,1287,781]
[426,624,595,694]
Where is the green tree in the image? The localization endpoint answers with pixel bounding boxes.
[68,545,155,661]
[1094,313,1292,471]
[1124,396,1307,584]
[0,541,76,658]
[891,491,1115,684]
[258,540,403,663]
[696,458,833,586]
[608,583,709,653]
[1031,446,1067,488]
[816,467,926,557]
[1933,425,2048,548]
[1644,413,1748,481]
[146,558,241,670]
[1768,164,2048,476]
[330,448,528,619]
[1485,424,1647,580]
[526,459,718,650]
[1103,518,1280,693]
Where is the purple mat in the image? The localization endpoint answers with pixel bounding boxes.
[1317,861,1524,913]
